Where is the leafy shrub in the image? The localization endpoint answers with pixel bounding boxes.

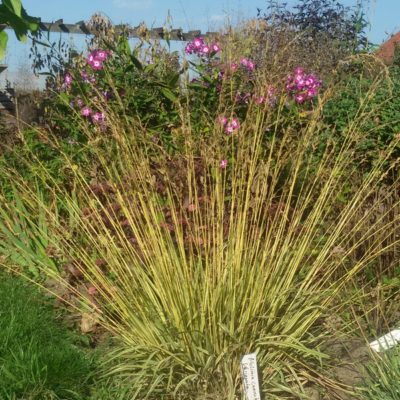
[260,0,368,50]
[322,65,400,172]
[257,0,369,76]
[43,33,183,153]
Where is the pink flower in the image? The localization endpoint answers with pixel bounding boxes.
[295,94,306,104]
[88,49,109,63]
[286,68,321,103]
[95,50,108,61]
[193,37,204,49]
[224,117,240,134]
[294,75,306,90]
[185,37,218,57]
[225,124,234,134]
[255,96,265,104]
[231,118,240,129]
[306,88,317,98]
[267,85,276,96]
[201,45,210,54]
[220,159,228,169]
[219,116,228,126]
[64,73,73,86]
[185,43,194,54]
[76,98,84,107]
[306,74,321,89]
[87,49,110,70]
[240,58,255,71]
[211,43,221,53]
[81,106,91,117]
[92,112,105,123]
[230,62,238,71]
[286,83,296,91]
[91,60,103,70]
[247,61,255,71]
[87,54,95,64]
[294,67,304,75]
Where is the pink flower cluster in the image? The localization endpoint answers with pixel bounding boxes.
[83,108,105,124]
[87,49,110,70]
[185,37,220,56]
[81,71,96,84]
[286,67,321,104]
[235,86,277,106]
[219,116,240,134]
[73,100,105,126]
[240,58,255,72]
[63,72,73,88]
[266,85,278,106]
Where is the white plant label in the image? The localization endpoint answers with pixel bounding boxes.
[240,353,261,400]
[369,329,400,352]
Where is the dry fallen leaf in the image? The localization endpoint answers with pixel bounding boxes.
[80,311,99,333]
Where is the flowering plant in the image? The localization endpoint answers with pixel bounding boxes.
[45,30,323,164]
[46,33,183,152]
[286,67,322,104]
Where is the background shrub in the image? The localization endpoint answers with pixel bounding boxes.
[322,65,400,172]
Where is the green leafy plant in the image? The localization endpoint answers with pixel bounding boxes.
[322,64,400,172]
[0,0,39,59]
[0,185,58,279]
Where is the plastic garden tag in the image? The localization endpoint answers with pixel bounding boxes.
[240,353,261,400]
[369,329,400,352]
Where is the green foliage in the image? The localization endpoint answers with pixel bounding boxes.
[45,34,183,153]
[0,187,58,279]
[0,127,95,199]
[0,0,39,59]
[358,348,400,400]
[0,273,93,399]
[322,66,400,172]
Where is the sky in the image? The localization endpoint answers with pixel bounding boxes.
[3,0,400,89]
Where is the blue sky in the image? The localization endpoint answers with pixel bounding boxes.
[21,0,400,44]
[3,0,400,89]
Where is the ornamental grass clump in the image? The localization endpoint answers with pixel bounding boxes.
[0,31,399,399]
